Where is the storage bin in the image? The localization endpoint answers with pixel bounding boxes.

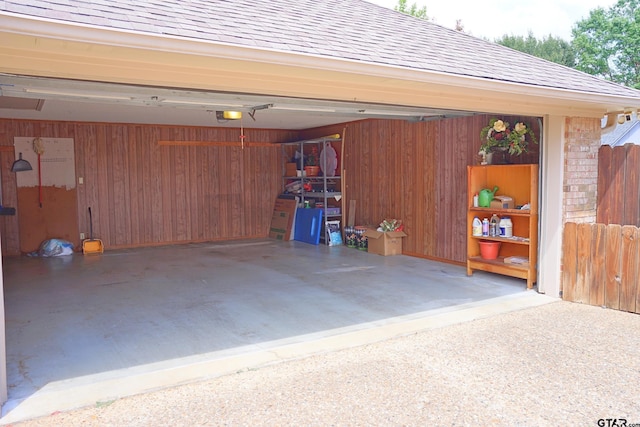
[478,241,501,260]
[285,162,297,177]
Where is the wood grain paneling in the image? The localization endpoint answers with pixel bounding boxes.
[597,145,613,224]
[575,223,593,304]
[623,146,640,226]
[17,187,79,253]
[562,222,577,302]
[1,115,538,264]
[610,147,627,225]
[620,225,639,313]
[303,115,539,265]
[590,223,606,307]
[0,119,295,254]
[598,144,640,227]
[605,224,622,310]
[563,222,639,314]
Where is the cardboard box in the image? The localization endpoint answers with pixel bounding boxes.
[363,229,407,256]
[504,256,529,267]
[490,195,514,209]
[285,162,297,177]
[269,196,298,240]
[269,211,290,240]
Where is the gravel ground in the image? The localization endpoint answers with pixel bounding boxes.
[11,300,640,427]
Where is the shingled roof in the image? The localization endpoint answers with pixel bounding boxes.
[3,0,640,99]
[602,119,640,146]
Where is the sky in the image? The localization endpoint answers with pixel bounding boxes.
[367,0,618,41]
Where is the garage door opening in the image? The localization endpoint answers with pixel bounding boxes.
[0,74,543,423]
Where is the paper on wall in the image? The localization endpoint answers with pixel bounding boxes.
[14,137,76,189]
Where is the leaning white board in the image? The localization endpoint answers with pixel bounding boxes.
[14,137,76,189]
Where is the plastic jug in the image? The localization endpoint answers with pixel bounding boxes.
[499,216,513,237]
[472,217,482,236]
[478,186,498,207]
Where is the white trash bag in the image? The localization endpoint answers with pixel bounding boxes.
[33,238,75,257]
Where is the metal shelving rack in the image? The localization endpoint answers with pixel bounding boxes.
[281,134,342,243]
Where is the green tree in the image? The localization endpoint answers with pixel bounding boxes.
[572,0,640,88]
[394,0,427,20]
[496,32,576,68]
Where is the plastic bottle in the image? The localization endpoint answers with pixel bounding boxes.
[500,216,513,237]
[473,193,479,207]
[482,218,489,236]
[472,217,482,236]
[489,214,500,237]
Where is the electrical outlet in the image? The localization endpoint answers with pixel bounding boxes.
[80,232,85,240]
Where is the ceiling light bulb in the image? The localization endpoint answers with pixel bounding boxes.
[216,111,242,120]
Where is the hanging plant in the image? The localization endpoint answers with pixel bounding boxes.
[480,118,537,156]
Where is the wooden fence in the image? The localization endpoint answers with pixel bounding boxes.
[597,144,640,226]
[562,222,639,314]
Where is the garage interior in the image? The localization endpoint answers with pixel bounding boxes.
[0,74,544,421]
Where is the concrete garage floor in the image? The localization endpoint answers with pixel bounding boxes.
[1,239,551,423]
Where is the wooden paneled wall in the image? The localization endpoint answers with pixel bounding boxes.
[598,144,640,226]
[562,222,639,313]
[304,115,540,264]
[0,119,296,255]
[332,117,484,263]
[1,114,539,263]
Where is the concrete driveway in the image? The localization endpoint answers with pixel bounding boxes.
[9,299,640,426]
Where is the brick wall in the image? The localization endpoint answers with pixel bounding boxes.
[563,117,601,223]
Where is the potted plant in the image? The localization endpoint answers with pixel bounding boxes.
[479,118,537,162]
[304,146,320,176]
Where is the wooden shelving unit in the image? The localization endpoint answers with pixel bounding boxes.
[466,164,539,289]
